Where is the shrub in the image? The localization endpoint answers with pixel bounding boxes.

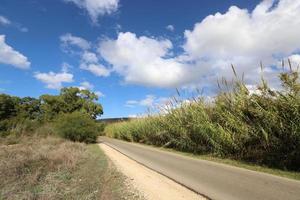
[55,112,100,143]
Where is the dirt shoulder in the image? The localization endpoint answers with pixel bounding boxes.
[99,143,205,200]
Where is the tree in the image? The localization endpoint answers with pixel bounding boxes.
[0,87,103,136]
[17,97,41,120]
[0,94,19,120]
[40,87,103,120]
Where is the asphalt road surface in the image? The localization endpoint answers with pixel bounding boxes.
[99,137,300,200]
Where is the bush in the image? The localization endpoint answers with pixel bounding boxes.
[56,112,100,143]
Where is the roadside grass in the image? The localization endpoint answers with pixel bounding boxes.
[105,65,300,173]
[0,136,136,200]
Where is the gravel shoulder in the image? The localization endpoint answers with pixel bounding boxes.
[99,143,205,200]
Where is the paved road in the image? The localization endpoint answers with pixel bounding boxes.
[99,137,300,200]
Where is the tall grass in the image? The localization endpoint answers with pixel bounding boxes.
[105,63,300,171]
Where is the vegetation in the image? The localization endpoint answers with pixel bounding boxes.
[0,87,104,143]
[105,64,300,171]
[0,136,134,200]
[0,87,143,199]
[56,112,103,143]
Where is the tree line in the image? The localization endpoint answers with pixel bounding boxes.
[0,87,103,142]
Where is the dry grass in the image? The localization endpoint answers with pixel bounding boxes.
[0,136,136,200]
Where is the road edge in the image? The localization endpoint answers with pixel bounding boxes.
[99,141,212,200]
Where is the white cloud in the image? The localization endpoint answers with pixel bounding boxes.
[80,50,111,77]
[0,35,30,69]
[79,81,94,90]
[19,27,28,33]
[59,33,111,77]
[183,0,300,85]
[95,91,105,97]
[82,51,98,63]
[139,95,156,107]
[61,62,73,72]
[166,24,175,31]
[289,54,300,67]
[63,0,119,23]
[0,16,11,25]
[60,33,91,50]
[125,95,170,108]
[80,63,110,77]
[0,16,28,32]
[77,81,105,97]
[59,0,300,92]
[34,69,74,89]
[99,0,300,90]
[99,32,198,87]
[126,95,155,107]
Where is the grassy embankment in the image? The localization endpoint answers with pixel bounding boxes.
[105,64,300,179]
[0,87,142,199]
[0,134,139,200]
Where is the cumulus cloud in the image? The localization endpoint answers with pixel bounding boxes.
[34,68,74,89]
[126,95,155,107]
[63,0,119,23]
[98,0,300,90]
[60,33,111,77]
[0,35,30,69]
[77,81,105,97]
[0,16,11,25]
[166,24,175,31]
[125,95,170,108]
[95,91,105,97]
[79,81,94,90]
[80,63,111,77]
[80,51,111,76]
[183,0,300,85]
[99,32,199,87]
[60,0,300,91]
[81,51,98,63]
[289,54,300,67]
[60,33,91,51]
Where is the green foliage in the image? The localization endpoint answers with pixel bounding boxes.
[0,94,18,120]
[0,87,103,139]
[105,67,300,171]
[55,112,101,143]
[40,87,103,120]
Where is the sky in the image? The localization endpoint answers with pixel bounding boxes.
[1,0,300,118]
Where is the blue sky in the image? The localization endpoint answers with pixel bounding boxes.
[1,0,300,118]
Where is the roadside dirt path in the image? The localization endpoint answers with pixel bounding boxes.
[99,143,205,200]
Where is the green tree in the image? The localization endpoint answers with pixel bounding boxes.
[17,97,41,120]
[40,87,103,120]
[0,94,19,120]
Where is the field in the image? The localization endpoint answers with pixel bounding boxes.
[0,135,135,200]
